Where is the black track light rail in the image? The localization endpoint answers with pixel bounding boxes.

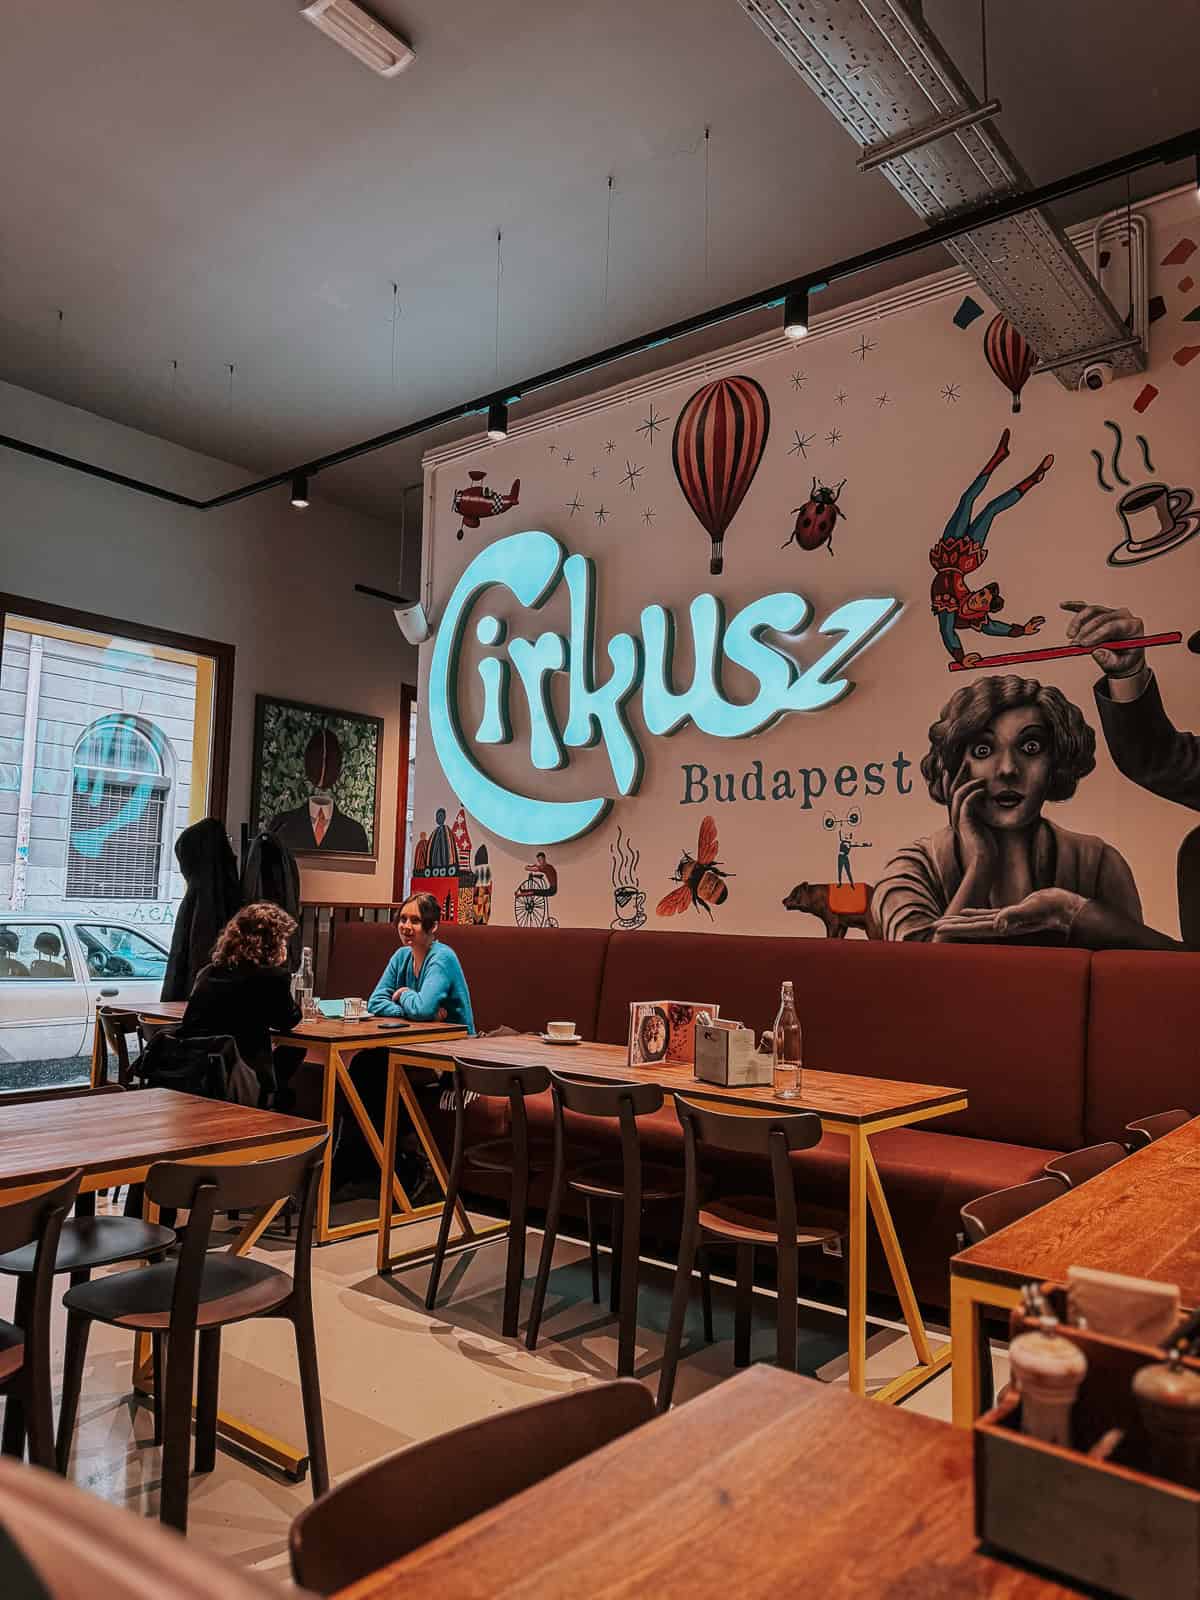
[2,128,1196,513]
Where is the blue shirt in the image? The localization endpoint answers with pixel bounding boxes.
[367,941,475,1032]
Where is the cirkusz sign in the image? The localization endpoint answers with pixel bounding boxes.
[428,530,901,846]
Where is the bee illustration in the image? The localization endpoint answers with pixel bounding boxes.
[782,477,847,555]
[655,815,733,918]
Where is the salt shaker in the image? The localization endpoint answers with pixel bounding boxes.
[1008,1315,1088,1446]
[1132,1350,1200,1487]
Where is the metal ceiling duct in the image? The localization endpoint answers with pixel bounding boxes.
[740,0,1145,390]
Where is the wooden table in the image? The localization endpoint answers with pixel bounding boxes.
[388,1035,967,1403]
[106,1002,466,1246]
[951,1114,1200,1426]
[334,1365,1086,1599]
[0,1087,323,1478]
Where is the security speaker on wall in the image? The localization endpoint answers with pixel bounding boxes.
[353,583,433,646]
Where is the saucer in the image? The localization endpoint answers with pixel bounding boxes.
[1109,509,1200,565]
[540,1032,582,1046]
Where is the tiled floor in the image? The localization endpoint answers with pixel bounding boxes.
[0,1208,1005,1586]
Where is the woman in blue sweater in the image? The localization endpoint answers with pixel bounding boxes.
[368,893,474,1030]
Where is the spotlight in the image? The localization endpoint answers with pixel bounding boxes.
[290,473,310,508]
[783,287,809,342]
[486,400,509,441]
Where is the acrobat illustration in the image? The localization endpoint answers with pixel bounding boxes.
[930,429,1053,667]
[822,808,871,887]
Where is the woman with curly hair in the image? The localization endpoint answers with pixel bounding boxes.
[178,901,301,1096]
[871,674,1149,946]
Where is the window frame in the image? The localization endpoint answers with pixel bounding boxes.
[0,592,235,824]
[66,714,175,901]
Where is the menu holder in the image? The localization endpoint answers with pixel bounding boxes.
[974,1292,1200,1600]
[694,1021,771,1087]
[627,1000,719,1069]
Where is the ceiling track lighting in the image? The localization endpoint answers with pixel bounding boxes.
[1,128,1197,513]
[486,400,509,441]
[290,473,310,508]
[783,286,810,341]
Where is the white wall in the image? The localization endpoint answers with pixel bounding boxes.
[0,379,414,903]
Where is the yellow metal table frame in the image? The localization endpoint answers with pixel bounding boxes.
[949,1271,1024,1427]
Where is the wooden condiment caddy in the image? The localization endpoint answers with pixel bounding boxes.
[975,1294,1200,1600]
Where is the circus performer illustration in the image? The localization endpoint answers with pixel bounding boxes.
[822,808,871,886]
[930,429,1053,666]
[871,674,1156,947]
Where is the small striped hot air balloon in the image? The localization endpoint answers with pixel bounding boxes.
[983,314,1037,414]
[671,375,770,575]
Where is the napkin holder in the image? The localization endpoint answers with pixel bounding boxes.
[694,1020,771,1087]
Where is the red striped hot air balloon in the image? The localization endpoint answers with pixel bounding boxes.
[983,314,1037,414]
[671,375,770,575]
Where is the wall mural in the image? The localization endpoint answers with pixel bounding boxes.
[411,803,493,924]
[415,189,1200,950]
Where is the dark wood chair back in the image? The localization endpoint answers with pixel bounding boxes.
[454,1056,551,1100]
[98,1007,141,1085]
[1044,1142,1126,1188]
[0,1171,82,1259]
[960,1175,1063,1245]
[1125,1108,1193,1148]
[550,1069,663,1203]
[289,1379,653,1595]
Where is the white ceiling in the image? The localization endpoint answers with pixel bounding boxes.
[1,0,1197,528]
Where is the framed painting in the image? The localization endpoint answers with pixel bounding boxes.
[250,695,383,861]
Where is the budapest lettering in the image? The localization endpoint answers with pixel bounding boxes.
[679,754,913,806]
[428,529,901,845]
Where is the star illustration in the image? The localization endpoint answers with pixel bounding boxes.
[619,459,644,492]
[875,392,891,408]
[561,449,576,466]
[590,465,601,478]
[853,335,877,362]
[604,439,616,453]
[567,494,584,515]
[642,507,656,524]
[636,404,668,445]
[594,503,609,525]
[788,429,815,459]
[941,382,961,404]
[834,388,849,406]
[825,427,843,447]
[790,369,806,391]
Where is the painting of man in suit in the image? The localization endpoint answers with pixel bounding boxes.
[252,696,381,860]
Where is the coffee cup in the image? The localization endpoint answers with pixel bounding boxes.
[1117,482,1193,548]
[547,1020,577,1039]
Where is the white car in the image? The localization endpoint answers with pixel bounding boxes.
[0,915,170,1068]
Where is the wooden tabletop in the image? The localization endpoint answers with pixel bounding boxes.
[335,1367,1085,1599]
[954,1115,1200,1303]
[132,1000,464,1047]
[0,1088,323,1191]
[393,1034,966,1126]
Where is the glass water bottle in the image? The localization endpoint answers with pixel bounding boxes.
[294,945,315,1016]
[773,980,802,1099]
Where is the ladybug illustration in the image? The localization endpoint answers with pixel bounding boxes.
[782,477,847,555]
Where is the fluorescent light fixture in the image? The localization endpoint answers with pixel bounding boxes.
[486,400,509,441]
[300,0,416,78]
[290,473,310,508]
[783,287,809,341]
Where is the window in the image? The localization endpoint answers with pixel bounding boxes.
[74,923,168,981]
[0,922,73,980]
[66,716,170,900]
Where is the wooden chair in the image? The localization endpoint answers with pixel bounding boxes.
[959,1175,1064,1416]
[289,1378,653,1595]
[1043,1142,1127,1188]
[526,1069,712,1375]
[0,1169,81,1470]
[58,1136,329,1533]
[657,1094,847,1413]
[0,1454,281,1600]
[97,1006,146,1086]
[1124,1108,1193,1149]
[425,1057,554,1338]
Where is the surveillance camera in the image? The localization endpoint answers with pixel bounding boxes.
[392,602,431,646]
[1080,361,1114,392]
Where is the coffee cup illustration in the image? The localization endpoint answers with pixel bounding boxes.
[1109,481,1200,565]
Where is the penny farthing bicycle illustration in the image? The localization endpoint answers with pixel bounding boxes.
[514,869,559,928]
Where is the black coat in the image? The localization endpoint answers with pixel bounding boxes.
[179,963,301,1077]
[162,818,242,1001]
[242,829,302,968]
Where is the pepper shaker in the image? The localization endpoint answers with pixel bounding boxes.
[1009,1315,1088,1446]
[1132,1350,1200,1487]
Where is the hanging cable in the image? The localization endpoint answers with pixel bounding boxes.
[980,0,989,104]
[703,126,712,288]
[494,230,503,381]
[391,282,401,392]
[603,174,614,317]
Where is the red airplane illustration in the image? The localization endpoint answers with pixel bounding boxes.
[452,471,520,538]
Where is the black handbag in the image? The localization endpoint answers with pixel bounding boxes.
[140,1029,258,1105]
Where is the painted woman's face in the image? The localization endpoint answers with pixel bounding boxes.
[958,705,1053,831]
